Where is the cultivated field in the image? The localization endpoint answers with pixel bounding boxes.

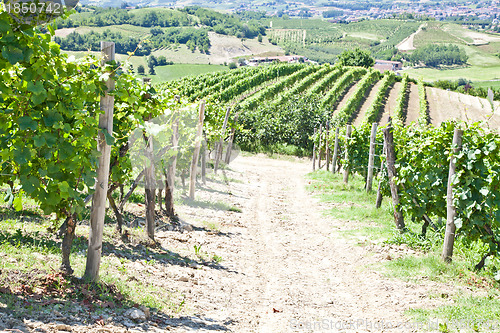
[174,63,500,129]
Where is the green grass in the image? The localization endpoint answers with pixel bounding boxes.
[404,65,500,82]
[346,32,381,41]
[385,253,465,283]
[150,64,229,83]
[413,22,464,48]
[442,23,476,44]
[180,197,242,212]
[62,50,229,83]
[202,221,220,231]
[306,170,395,241]
[0,223,182,311]
[472,80,500,90]
[404,22,500,82]
[305,169,500,330]
[408,293,500,332]
[460,44,500,67]
[477,42,500,55]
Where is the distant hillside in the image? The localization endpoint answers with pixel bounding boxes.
[53,5,500,85]
[401,21,500,82]
[55,7,422,63]
[264,18,421,63]
[55,6,266,53]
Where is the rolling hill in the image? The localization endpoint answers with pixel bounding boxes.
[53,6,500,88]
[402,21,500,82]
[167,63,500,130]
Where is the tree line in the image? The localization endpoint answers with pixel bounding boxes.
[54,27,210,56]
[56,6,194,28]
[180,6,266,39]
[56,5,266,40]
[408,44,468,67]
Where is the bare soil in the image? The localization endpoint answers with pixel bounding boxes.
[427,86,500,128]
[396,23,425,52]
[204,32,284,65]
[353,79,384,126]
[159,155,458,332]
[405,83,420,126]
[379,82,401,126]
[54,28,76,38]
[333,81,362,117]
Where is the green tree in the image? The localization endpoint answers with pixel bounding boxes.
[337,48,375,68]
[138,64,145,74]
[148,55,157,67]
[409,44,468,67]
[157,56,167,66]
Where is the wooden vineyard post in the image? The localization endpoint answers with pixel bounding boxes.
[141,77,156,240]
[84,42,115,281]
[442,128,463,263]
[144,132,156,240]
[214,106,231,174]
[375,136,386,209]
[318,124,323,169]
[189,101,206,200]
[366,122,378,192]
[343,125,352,184]
[325,122,330,171]
[332,127,339,173]
[163,102,180,217]
[312,128,317,171]
[169,99,180,194]
[201,132,207,185]
[383,125,405,231]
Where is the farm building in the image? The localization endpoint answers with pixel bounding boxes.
[373,60,403,72]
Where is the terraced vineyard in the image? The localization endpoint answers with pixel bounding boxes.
[165,63,500,129]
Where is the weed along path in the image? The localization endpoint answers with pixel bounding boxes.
[163,155,452,332]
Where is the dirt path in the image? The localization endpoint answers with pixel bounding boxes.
[353,80,383,126]
[379,82,401,126]
[405,83,420,126]
[396,23,425,52]
[3,155,464,333]
[160,155,455,332]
